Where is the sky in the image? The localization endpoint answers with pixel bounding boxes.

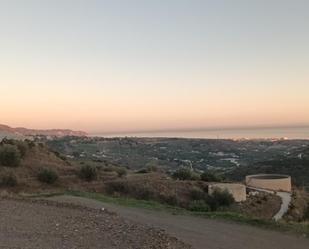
[0,0,308,134]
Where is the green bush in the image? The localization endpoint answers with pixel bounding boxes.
[206,189,235,211]
[103,166,115,172]
[200,171,221,182]
[79,165,97,181]
[116,167,127,177]
[147,165,158,172]
[133,185,154,200]
[172,168,195,180]
[26,140,36,148]
[16,142,28,158]
[189,200,211,212]
[136,168,149,174]
[159,194,178,206]
[105,180,129,194]
[105,180,154,200]
[190,187,207,201]
[0,173,18,187]
[0,139,29,158]
[0,144,21,167]
[304,203,309,221]
[37,168,58,184]
[136,165,158,174]
[191,172,201,181]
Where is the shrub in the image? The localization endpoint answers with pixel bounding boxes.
[206,189,235,211]
[200,171,221,182]
[172,168,194,180]
[26,140,36,148]
[79,165,97,181]
[189,200,211,212]
[190,187,207,201]
[53,151,67,161]
[103,166,115,172]
[105,180,129,194]
[37,168,58,184]
[191,172,201,181]
[136,165,158,174]
[304,203,309,220]
[105,180,153,200]
[159,194,178,206]
[0,139,28,157]
[147,165,158,172]
[0,173,18,187]
[16,142,28,158]
[136,168,149,174]
[116,167,127,177]
[133,185,153,200]
[0,144,21,167]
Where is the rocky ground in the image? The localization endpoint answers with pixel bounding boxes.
[236,192,282,219]
[0,198,190,249]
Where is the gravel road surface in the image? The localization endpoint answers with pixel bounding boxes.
[0,198,190,249]
[49,195,309,249]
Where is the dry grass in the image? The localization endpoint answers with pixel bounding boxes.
[284,189,309,222]
[103,173,209,208]
[235,192,281,219]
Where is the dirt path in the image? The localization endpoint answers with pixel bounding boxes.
[0,198,189,249]
[48,195,309,249]
[248,187,292,220]
[274,192,292,221]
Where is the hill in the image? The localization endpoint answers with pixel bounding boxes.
[0,139,75,191]
[0,124,87,138]
[226,145,309,188]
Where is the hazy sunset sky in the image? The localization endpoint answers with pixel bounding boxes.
[1,0,308,133]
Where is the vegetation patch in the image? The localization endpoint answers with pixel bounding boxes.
[136,165,158,174]
[0,173,18,187]
[172,168,200,181]
[189,200,211,212]
[200,171,222,182]
[78,165,97,181]
[37,168,59,184]
[0,144,21,167]
[115,167,127,177]
[304,205,309,221]
[206,189,235,211]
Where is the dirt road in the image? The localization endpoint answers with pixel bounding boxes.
[49,195,309,249]
[0,198,189,249]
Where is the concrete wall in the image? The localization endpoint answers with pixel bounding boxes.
[208,183,246,202]
[246,174,292,192]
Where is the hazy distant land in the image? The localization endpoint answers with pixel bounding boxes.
[94,126,309,140]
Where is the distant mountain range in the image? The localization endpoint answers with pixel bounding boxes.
[0,124,87,138]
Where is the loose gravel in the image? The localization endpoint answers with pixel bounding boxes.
[0,198,191,249]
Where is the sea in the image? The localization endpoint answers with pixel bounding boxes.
[95,126,309,140]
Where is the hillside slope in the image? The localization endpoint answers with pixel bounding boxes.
[226,146,309,187]
[0,139,74,191]
[0,123,87,137]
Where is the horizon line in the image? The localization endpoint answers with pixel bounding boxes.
[91,123,309,135]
